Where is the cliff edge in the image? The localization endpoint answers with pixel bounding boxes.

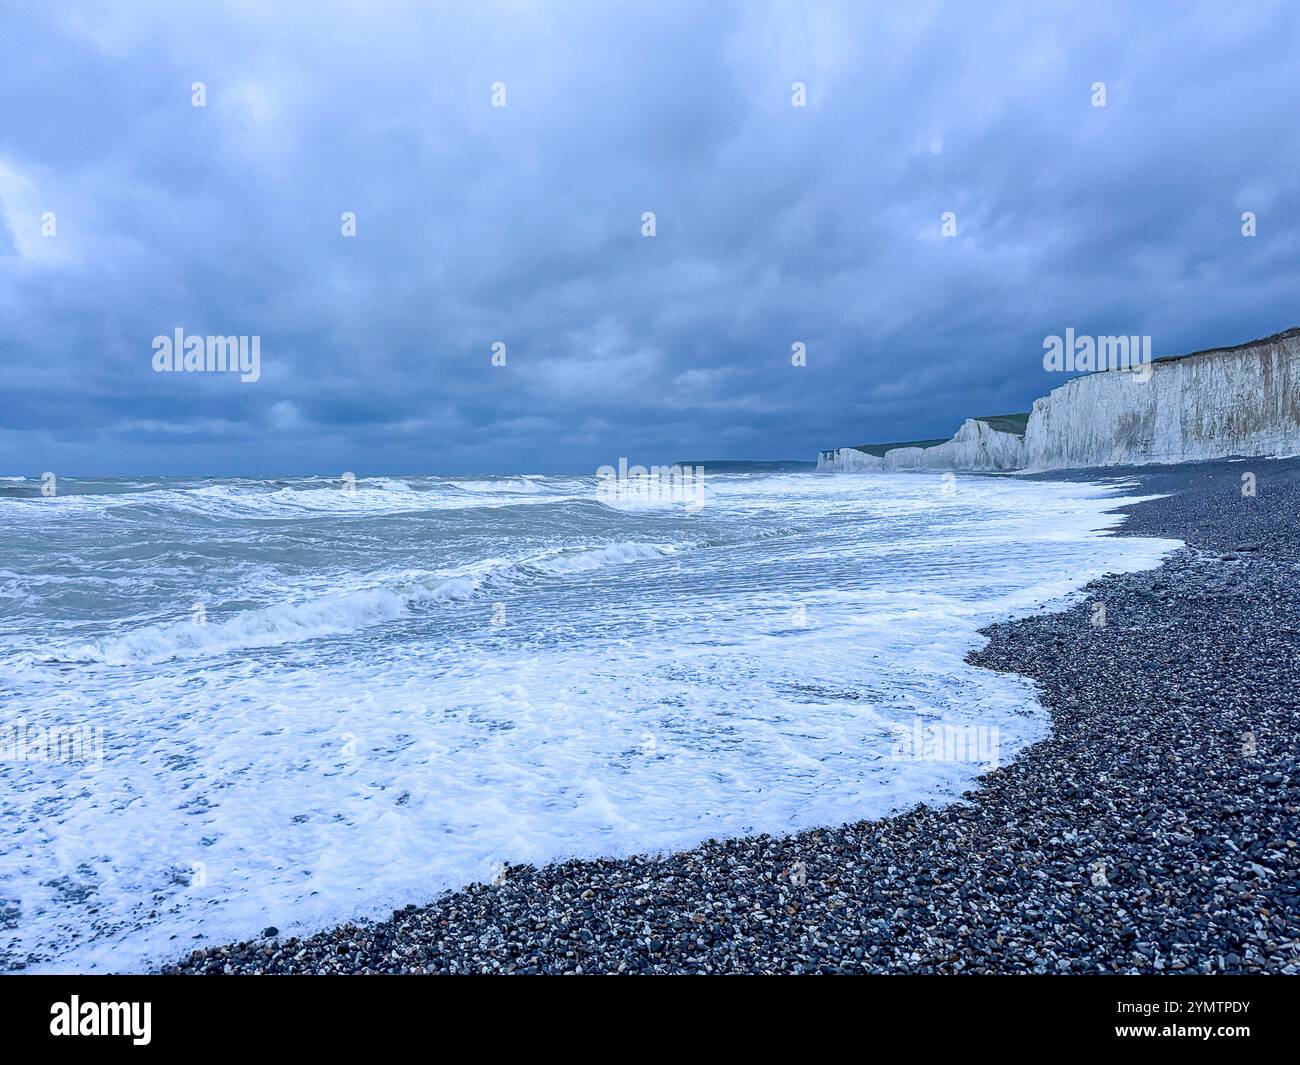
[818,329,1300,473]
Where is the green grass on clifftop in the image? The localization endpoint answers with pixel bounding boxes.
[973,412,1029,437]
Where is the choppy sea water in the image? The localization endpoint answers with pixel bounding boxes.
[0,471,1180,972]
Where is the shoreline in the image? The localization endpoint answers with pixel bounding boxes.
[162,457,1299,974]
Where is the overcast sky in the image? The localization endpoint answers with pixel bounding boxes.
[2,0,1298,475]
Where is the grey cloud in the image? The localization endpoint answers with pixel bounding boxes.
[1,0,1298,474]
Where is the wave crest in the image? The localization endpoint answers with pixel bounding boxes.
[57,542,678,665]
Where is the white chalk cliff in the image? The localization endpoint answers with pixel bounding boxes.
[818,328,1300,473]
[819,417,1027,472]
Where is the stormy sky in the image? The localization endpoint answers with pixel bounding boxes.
[2,0,1298,476]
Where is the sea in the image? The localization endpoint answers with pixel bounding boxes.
[0,470,1179,971]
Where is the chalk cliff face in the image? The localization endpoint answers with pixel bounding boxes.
[818,418,1025,472]
[913,417,1026,470]
[817,329,1300,473]
[1022,329,1300,468]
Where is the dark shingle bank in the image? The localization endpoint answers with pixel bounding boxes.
[163,458,1300,974]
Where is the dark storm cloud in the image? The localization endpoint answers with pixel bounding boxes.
[2,0,1298,474]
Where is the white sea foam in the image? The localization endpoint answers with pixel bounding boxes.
[451,477,546,495]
